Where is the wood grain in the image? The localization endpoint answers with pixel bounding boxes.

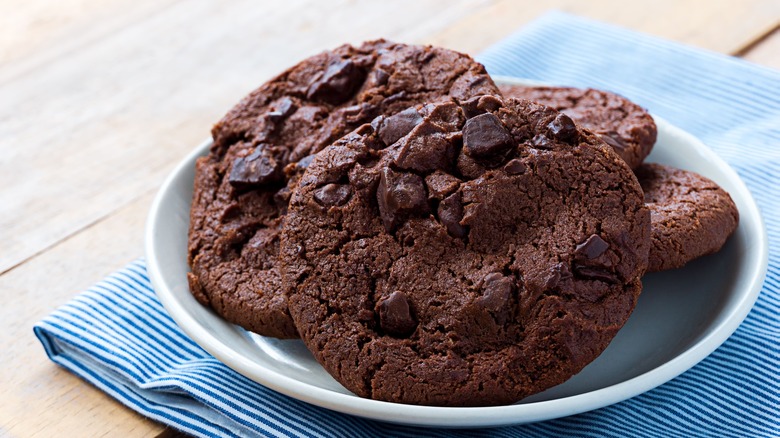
[0,0,487,275]
[743,27,780,70]
[0,191,160,437]
[0,0,178,67]
[1,0,778,436]
[428,0,780,55]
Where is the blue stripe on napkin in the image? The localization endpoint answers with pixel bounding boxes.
[35,11,779,437]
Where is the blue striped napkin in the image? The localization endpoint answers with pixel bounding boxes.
[35,11,779,437]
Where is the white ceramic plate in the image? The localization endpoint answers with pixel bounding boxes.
[145,77,767,428]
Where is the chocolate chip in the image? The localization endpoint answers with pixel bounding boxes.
[251,116,276,144]
[312,147,362,185]
[383,90,408,105]
[291,105,328,124]
[314,183,351,207]
[267,97,297,123]
[478,273,513,312]
[572,266,618,283]
[530,134,554,150]
[456,150,487,179]
[425,171,461,200]
[348,163,380,196]
[424,101,465,130]
[503,158,526,175]
[417,49,436,64]
[342,103,376,124]
[353,123,375,138]
[296,154,316,169]
[599,132,627,152]
[393,121,455,173]
[228,149,283,189]
[543,262,572,289]
[460,96,482,118]
[218,204,241,223]
[438,192,467,238]
[273,186,291,207]
[575,234,610,260]
[351,54,375,68]
[572,235,616,283]
[306,58,364,104]
[463,113,513,159]
[547,113,577,142]
[460,95,502,118]
[377,291,417,337]
[450,74,497,101]
[370,68,389,86]
[377,167,428,232]
[376,107,423,146]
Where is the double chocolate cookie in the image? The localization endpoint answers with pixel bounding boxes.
[280,96,651,406]
[187,40,499,338]
[635,163,739,272]
[499,85,657,169]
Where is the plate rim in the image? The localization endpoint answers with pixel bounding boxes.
[145,77,768,427]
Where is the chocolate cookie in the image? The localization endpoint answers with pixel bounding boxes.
[499,85,657,169]
[187,40,499,338]
[280,96,651,406]
[635,163,739,272]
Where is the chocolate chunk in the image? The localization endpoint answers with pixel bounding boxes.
[273,186,292,207]
[460,96,482,118]
[314,183,352,206]
[547,113,577,142]
[543,262,572,289]
[348,163,380,196]
[572,266,618,283]
[460,95,502,118]
[351,53,375,68]
[267,97,297,123]
[599,132,628,152]
[450,74,498,102]
[218,204,241,223]
[477,273,513,312]
[503,158,526,175]
[424,101,465,130]
[383,90,408,105]
[425,171,461,200]
[377,168,428,232]
[376,107,423,146]
[370,68,389,87]
[290,105,329,124]
[377,291,417,337]
[228,149,283,189]
[335,126,383,153]
[296,154,316,169]
[394,121,455,173]
[530,134,553,150]
[463,113,513,159]
[438,192,467,238]
[575,234,610,260]
[572,235,616,283]
[307,58,363,105]
[342,103,376,124]
[313,147,363,185]
[456,150,488,179]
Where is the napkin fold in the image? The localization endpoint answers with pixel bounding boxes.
[35,11,780,438]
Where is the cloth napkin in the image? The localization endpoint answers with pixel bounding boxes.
[35,11,780,438]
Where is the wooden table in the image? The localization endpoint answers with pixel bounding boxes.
[1,0,778,436]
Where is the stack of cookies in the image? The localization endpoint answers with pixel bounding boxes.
[186,40,738,407]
